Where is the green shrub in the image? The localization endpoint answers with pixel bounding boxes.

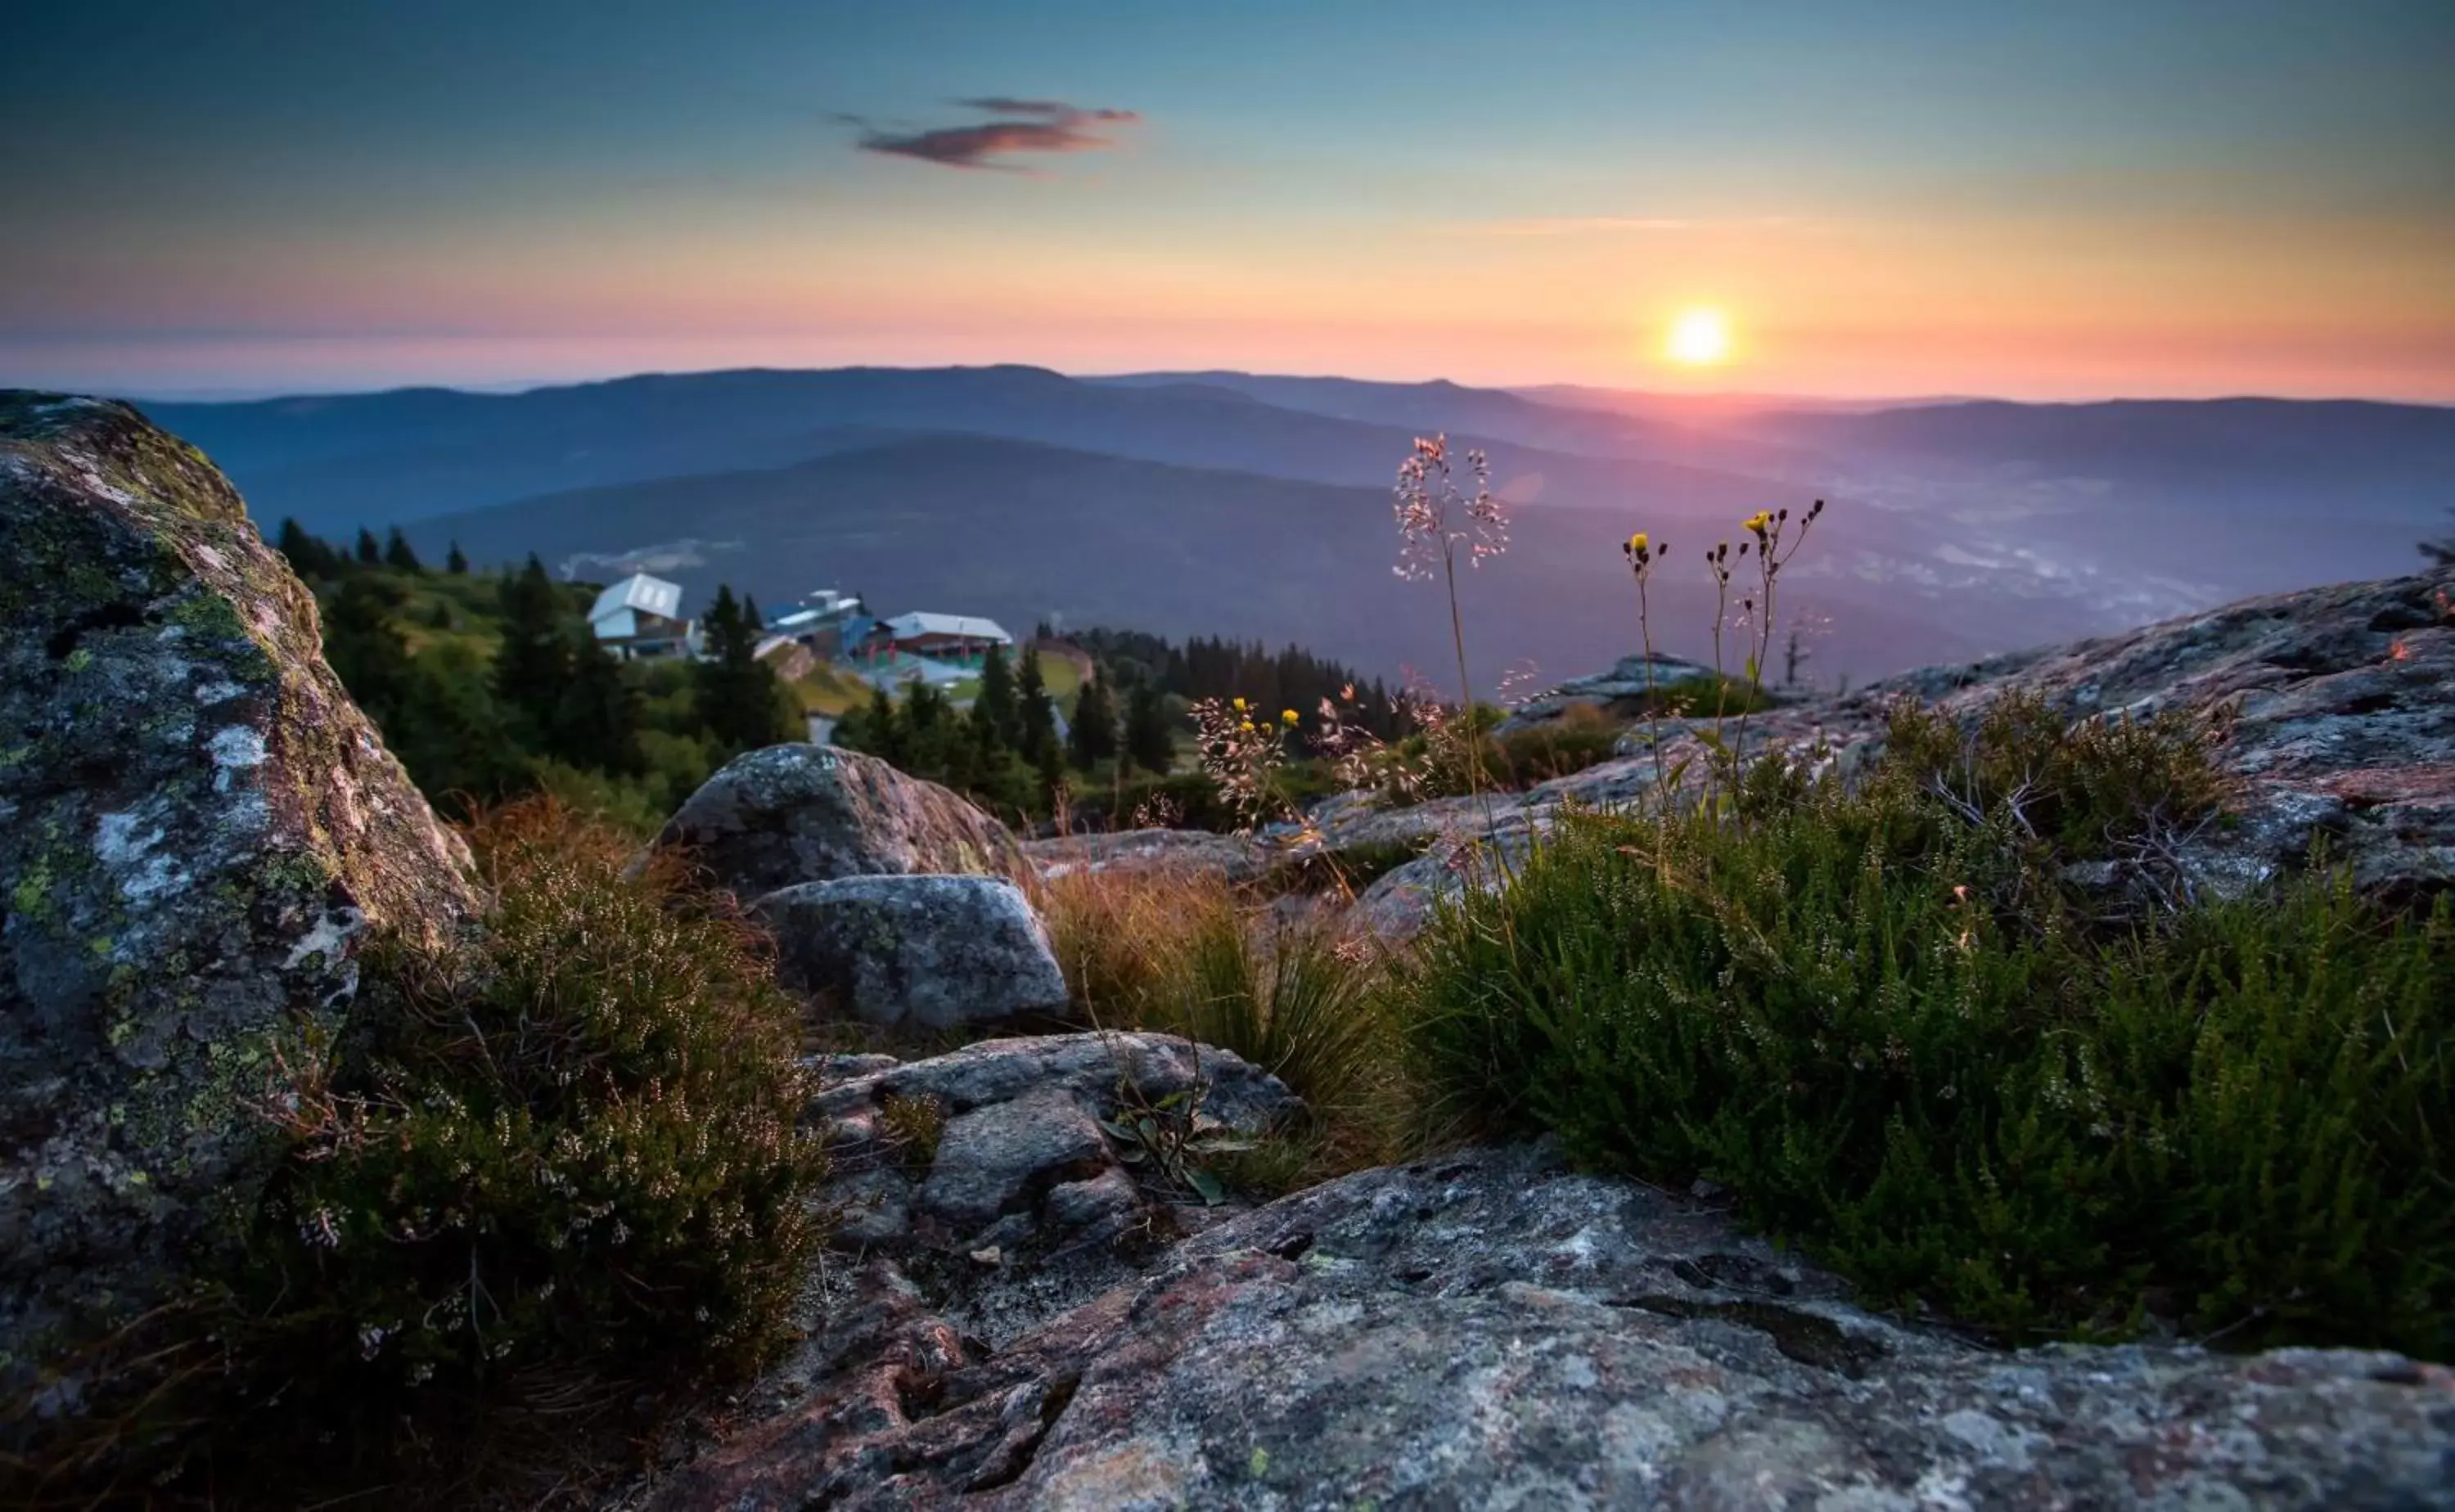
[1399,704,2455,1356]
[252,803,826,1393]
[1490,704,1624,788]
[14,803,829,1505]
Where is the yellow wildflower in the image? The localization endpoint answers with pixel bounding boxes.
[1232,697,1247,711]
[1627,531,1649,554]
[1743,510,1773,535]
[1282,709,1300,726]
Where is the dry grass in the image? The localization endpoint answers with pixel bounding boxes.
[1033,862,1417,1185]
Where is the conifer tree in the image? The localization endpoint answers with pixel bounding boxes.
[1067,664,1118,769]
[973,644,1021,751]
[1124,679,1173,774]
[493,555,574,737]
[322,576,412,718]
[274,518,337,579]
[446,541,470,574]
[552,632,645,776]
[696,584,794,754]
[1016,650,1059,772]
[383,526,422,572]
[354,527,383,566]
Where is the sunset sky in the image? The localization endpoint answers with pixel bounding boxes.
[5,0,2450,400]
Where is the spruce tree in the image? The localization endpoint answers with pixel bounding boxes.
[354,527,383,566]
[322,576,412,719]
[274,518,336,579]
[1124,680,1173,774]
[1016,650,1059,772]
[1068,665,1118,769]
[446,541,470,574]
[696,584,793,754]
[383,526,422,572]
[552,633,645,775]
[493,555,574,740]
[974,644,1021,751]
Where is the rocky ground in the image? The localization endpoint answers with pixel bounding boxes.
[1322,565,2455,938]
[6,393,2452,1508]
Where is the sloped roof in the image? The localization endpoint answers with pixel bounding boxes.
[882,610,1011,644]
[588,573,682,624]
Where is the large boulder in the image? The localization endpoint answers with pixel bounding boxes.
[645,1144,2454,1510]
[0,394,475,1409]
[653,744,1029,900]
[757,875,1070,1029]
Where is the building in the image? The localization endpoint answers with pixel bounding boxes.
[587,573,695,659]
[771,587,870,658]
[876,611,1013,668]
[754,634,817,684]
[852,649,973,693]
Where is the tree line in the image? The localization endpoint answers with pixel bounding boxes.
[1056,626,1409,745]
[831,642,1173,819]
[272,519,797,826]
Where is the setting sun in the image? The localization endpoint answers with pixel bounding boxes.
[1666,308,1732,367]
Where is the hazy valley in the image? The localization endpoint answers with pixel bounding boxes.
[144,367,2455,692]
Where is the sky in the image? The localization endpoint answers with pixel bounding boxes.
[2,0,2450,401]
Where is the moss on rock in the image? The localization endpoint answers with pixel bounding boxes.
[0,393,477,1446]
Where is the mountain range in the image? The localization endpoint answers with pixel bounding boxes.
[133,367,2455,691]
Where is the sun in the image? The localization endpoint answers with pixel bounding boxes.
[1665,308,1732,367]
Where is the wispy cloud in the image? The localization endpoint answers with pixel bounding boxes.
[853,97,1142,173]
[1462,214,1802,236]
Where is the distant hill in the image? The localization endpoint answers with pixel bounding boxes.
[142,366,1829,545]
[399,432,1997,691]
[130,364,2455,687]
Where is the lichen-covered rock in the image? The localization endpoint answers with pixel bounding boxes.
[808,1033,1305,1348]
[1494,649,1720,733]
[1336,566,2455,941]
[642,1145,2455,1510]
[1023,828,1273,886]
[653,744,1029,900]
[0,394,475,1409]
[756,874,1070,1029]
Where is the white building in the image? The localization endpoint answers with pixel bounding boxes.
[876,611,1013,666]
[588,573,695,659]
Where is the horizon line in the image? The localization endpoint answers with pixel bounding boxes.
[46,362,2455,412]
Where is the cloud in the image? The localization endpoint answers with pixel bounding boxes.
[855,97,1142,172]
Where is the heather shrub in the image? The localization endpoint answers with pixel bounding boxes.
[1399,706,2455,1356]
[250,802,826,1394]
[14,802,827,1505]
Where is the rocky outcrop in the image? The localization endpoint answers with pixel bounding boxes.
[807,1033,1304,1345]
[1494,649,1720,732]
[1024,828,1273,886]
[644,1143,2454,1510]
[1823,566,2455,900]
[0,394,475,1410]
[758,875,1071,1030]
[1327,565,2455,938]
[653,744,1030,901]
